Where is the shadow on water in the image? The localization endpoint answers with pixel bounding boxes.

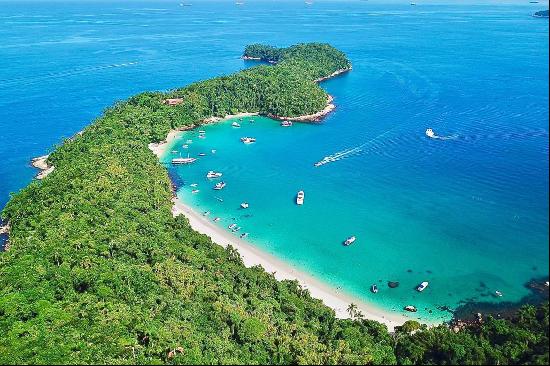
[451,276,549,322]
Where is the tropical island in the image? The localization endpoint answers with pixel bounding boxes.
[0,43,548,365]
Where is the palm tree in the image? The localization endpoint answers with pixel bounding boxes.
[347,303,358,318]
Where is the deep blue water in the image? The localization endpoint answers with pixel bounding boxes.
[1,0,548,321]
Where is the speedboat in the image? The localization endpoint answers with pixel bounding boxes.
[190,183,198,187]
[371,284,378,293]
[240,232,249,239]
[416,281,429,292]
[182,144,189,149]
[211,149,217,154]
[281,121,293,127]
[203,211,210,216]
[198,153,207,156]
[404,305,417,312]
[240,137,256,144]
[171,156,196,165]
[171,150,178,154]
[228,223,237,230]
[213,217,221,222]
[495,290,503,297]
[240,202,249,209]
[213,181,226,190]
[198,134,206,139]
[232,122,241,128]
[296,190,305,205]
[206,171,223,179]
[191,189,199,194]
[425,128,436,138]
[186,139,193,144]
[232,226,241,232]
[198,130,206,134]
[343,236,356,246]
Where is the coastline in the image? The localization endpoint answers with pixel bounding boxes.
[171,195,421,331]
[31,155,54,180]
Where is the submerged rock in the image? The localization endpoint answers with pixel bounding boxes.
[388,281,400,288]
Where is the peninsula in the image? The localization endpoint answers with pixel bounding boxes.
[1,44,547,365]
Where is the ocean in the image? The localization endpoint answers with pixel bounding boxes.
[1,0,548,322]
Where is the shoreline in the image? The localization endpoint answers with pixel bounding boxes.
[171,196,423,331]
[31,155,54,180]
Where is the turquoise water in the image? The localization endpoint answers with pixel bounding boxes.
[1,1,548,321]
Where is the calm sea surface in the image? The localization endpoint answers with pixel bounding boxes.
[1,0,548,321]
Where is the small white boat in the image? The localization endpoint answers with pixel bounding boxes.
[182,144,189,149]
[404,305,417,312]
[371,284,378,293]
[171,150,178,154]
[186,139,193,144]
[228,223,237,230]
[495,290,503,297]
[211,149,217,154]
[343,236,356,246]
[203,211,210,216]
[213,217,221,222]
[198,153,207,156]
[240,202,249,209]
[416,281,429,292]
[190,183,198,187]
[425,128,436,138]
[281,121,293,127]
[240,232,249,239]
[198,130,206,134]
[232,122,241,128]
[240,137,256,144]
[213,181,226,190]
[206,171,223,179]
[171,156,196,165]
[198,134,206,139]
[296,190,305,205]
[232,226,241,232]
[191,189,199,194]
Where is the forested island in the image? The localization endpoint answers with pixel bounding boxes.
[0,43,548,365]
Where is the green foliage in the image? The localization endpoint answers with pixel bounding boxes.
[0,43,547,365]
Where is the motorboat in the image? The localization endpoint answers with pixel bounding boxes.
[281,121,293,127]
[240,137,256,144]
[171,150,178,154]
[190,183,198,187]
[213,217,221,222]
[495,290,503,297]
[186,139,193,144]
[240,202,249,209]
[425,128,436,138]
[182,144,189,149]
[171,155,196,165]
[206,171,223,179]
[240,232,249,239]
[228,223,237,230]
[232,226,241,232]
[343,236,356,246]
[371,284,378,294]
[213,181,226,190]
[404,305,417,312]
[191,189,199,194]
[203,211,210,216]
[198,153,207,156]
[416,281,429,292]
[232,122,241,128]
[198,130,206,134]
[211,149,217,154]
[296,190,305,205]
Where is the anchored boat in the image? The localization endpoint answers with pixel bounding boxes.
[240,137,256,144]
[371,284,378,293]
[213,181,226,190]
[172,155,196,165]
[240,202,249,209]
[343,236,356,246]
[404,305,417,312]
[207,171,223,179]
[296,190,305,205]
[416,281,429,292]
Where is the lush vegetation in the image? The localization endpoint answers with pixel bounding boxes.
[1,43,547,365]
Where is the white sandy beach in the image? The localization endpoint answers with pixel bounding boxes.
[171,196,422,331]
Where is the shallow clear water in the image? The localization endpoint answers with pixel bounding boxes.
[1,1,548,321]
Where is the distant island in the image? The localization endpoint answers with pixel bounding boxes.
[0,43,548,365]
[533,9,549,18]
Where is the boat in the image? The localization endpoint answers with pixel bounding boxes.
[371,284,378,293]
[232,122,241,128]
[240,232,249,239]
[281,121,293,127]
[495,290,503,297]
[232,226,241,232]
[191,189,199,194]
[240,137,256,144]
[416,281,429,292]
[171,155,196,165]
[186,139,193,144]
[198,153,207,156]
[198,130,206,134]
[211,149,217,154]
[213,217,221,222]
[206,171,223,179]
[190,183,198,187]
[240,202,249,209]
[203,211,210,216]
[410,2,416,5]
[182,144,189,149]
[171,150,178,154]
[228,223,237,230]
[215,197,224,202]
[213,181,226,190]
[296,190,305,205]
[404,305,417,312]
[198,134,206,139]
[425,128,436,138]
[343,236,356,246]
